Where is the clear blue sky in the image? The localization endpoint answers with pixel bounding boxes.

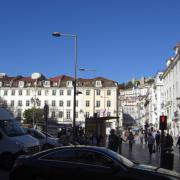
[0,0,180,83]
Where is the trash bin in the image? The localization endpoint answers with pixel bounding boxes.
[160,148,174,170]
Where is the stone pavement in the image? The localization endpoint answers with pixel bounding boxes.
[121,142,180,173]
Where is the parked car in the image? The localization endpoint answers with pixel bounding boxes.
[24,128,61,150]
[0,108,40,169]
[10,146,180,180]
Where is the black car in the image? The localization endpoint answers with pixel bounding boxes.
[10,146,180,180]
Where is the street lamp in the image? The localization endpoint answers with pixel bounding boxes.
[52,31,77,140]
[31,97,40,128]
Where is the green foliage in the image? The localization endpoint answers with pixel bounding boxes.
[146,79,155,84]
[23,108,44,124]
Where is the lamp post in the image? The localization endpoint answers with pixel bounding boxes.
[31,97,39,128]
[79,68,96,117]
[52,32,77,140]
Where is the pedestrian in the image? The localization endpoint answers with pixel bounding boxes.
[164,133,173,150]
[155,130,161,152]
[118,134,126,154]
[108,129,119,152]
[147,132,155,156]
[144,131,148,144]
[127,132,134,151]
[176,134,180,155]
[139,131,144,144]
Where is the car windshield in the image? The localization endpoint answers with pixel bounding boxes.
[107,149,134,167]
[0,119,25,137]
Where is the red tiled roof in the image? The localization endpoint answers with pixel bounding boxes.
[49,75,64,82]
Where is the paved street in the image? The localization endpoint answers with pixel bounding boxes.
[121,142,180,173]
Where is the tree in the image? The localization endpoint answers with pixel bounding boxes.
[23,108,44,124]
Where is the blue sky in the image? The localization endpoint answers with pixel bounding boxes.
[0,0,180,83]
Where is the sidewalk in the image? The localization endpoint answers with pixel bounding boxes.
[121,143,180,173]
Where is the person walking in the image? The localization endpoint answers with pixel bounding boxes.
[108,129,119,152]
[155,130,161,152]
[164,133,173,150]
[176,134,180,155]
[127,132,134,151]
[139,131,144,144]
[118,134,126,154]
[147,132,155,156]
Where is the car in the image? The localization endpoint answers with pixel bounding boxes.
[0,108,40,169]
[10,146,180,180]
[24,128,61,150]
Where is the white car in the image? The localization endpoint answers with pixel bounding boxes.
[0,108,40,169]
[24,128,61,150]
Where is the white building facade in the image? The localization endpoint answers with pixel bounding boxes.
[0,73,119,129]
[162,43,180,136]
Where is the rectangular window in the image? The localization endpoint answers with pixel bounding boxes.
[66,111,71,119]
[4,90,8,96]
[67,101,71,107]
[107,112,111,117]
[38,90,41,96]
[85,112,90,118]
[86,90,90,95]
[96,89,100,96]
[96,101,100,107]
[107,90,111,96]
[18,100,22,107]
[52,90,56,96]
[52,100,56,107]
[76,112,78,118]
[19,90,22,96]
[59,100,63,107]
[60,89,64,95]
[59,111,63,118]
[76,100,78,107]
[45,90,49,96]
[37,100,41,107]
[10,100,14,107]
[51,111,56,118]
[11,90,15,96]
[26,100,30,107]
[107,100,111,107]
[26,89,30,96]
[86,101,90,107]
[67,90,71,96]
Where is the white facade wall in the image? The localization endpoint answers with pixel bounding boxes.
[163,54,180,136]
[0,76,118,129]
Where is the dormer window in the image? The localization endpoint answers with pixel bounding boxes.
[53,82,58,87]
[95,81,102,87]
[44,81,51,87]
[67,81,72,87]
[19,81,24,88]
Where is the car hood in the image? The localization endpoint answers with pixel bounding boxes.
[134,164,180,179]
[11,135,40,147]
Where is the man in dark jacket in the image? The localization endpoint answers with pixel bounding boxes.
[176,135,180,154]
[108,129,119,152]
[165,133,173,149]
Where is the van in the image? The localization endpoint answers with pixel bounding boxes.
[0,108,40,169]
